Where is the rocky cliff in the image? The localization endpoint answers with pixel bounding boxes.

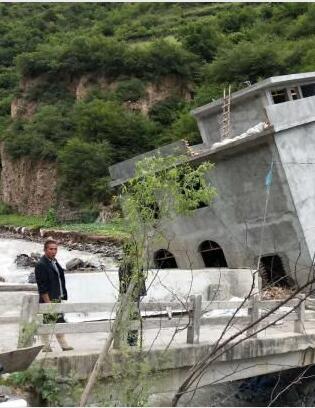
[0,142,57,215]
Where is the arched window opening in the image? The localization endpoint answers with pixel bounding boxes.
[154,249,178,269]
[259,255,291,288]
[199,240,228,267]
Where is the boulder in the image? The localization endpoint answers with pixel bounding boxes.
[28,272,36,284]
[30,252,41,261]
[82,260,98,269]
[15,253,41,268]
[15,254,36,268]
[0,276,5,282]
[66,258,84,270]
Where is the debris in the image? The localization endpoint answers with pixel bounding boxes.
[262,286,294,300]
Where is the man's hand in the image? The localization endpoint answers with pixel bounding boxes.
[41,293,51,303]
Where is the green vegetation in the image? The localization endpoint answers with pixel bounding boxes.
[0,209,129,239]
[56,218,129,239]
[0,3,315,209]
[1,365,81,406]
[0,213,47,228]
[0,201,13,215]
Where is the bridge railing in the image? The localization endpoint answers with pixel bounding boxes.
[0,284,37,325]
[16,293,309,349]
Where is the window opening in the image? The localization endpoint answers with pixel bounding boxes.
[199,240,228,267]
[259,255,291,288]
[288,87,300,100]
[154,249,178,269]
[301,83,315,98]
[271,89,288,104]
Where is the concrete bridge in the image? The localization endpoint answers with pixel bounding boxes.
[2,283,315,405]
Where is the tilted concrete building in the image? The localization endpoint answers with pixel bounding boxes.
[109,72,315,287]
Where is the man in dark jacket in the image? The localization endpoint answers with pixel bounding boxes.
[35,238,73,352]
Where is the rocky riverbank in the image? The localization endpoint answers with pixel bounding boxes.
[0,225,123,259]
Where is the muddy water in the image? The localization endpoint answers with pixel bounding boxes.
[0,237,119,322]
[0,237,117,283]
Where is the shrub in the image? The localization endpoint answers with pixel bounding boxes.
[287,4,315,38]
[58,137,112,205]
[24,79,75,104]
[206,39,285,84]
[73,99,157,161]
[168,111,202,145]
[4,103,74,160]
[44,207,59,227]
[218,6,257,33]
[3,365,81,406]
[149,97,183,126]
[5,131,57,160]
[0,201,13,215]
[116,78,146,102]
[0,68,18,90]
[178,20,221,62]
[138,39,200,80]
[0,95,12,115]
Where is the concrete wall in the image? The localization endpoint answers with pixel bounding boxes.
[273,122,315,265]
[266,95,315,132]
[66,268,253,310]
[109,140,188,185]
[195,94,268,146]
[150,139,312,285]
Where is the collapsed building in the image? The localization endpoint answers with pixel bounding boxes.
[109,72,315,289]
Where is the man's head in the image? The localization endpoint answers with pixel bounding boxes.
[44,238,58,260]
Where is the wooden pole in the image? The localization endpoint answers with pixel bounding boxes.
[18,294,39,348]
[187,295,202,344]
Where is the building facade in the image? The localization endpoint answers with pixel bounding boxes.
[109,72,315,287]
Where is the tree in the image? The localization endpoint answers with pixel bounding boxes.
[58,137,112,205]
[206,39,285,84]
[73,99,158,162]
[79,154,216,406]
[179,21,221,62]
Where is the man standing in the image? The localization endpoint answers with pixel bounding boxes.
[35,238,73,352]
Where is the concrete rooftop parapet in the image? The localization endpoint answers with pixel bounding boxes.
[109,140,188,187]
[266,95,315,132]
[186,127,274,165]
[192,72,315,118]
[109,127,274,187]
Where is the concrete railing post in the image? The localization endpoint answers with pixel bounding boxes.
[113,297,124,350]
[18,294,39,348]
[187,295,202,344]
[247,294,260,338]
[294,295,306,334]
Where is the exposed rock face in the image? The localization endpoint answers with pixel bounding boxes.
[0,143,57,215]
[123,76,193,115]
[75,74,193,115]
[11,76,46,119]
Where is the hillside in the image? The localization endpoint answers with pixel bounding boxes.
[0,2,315,217]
